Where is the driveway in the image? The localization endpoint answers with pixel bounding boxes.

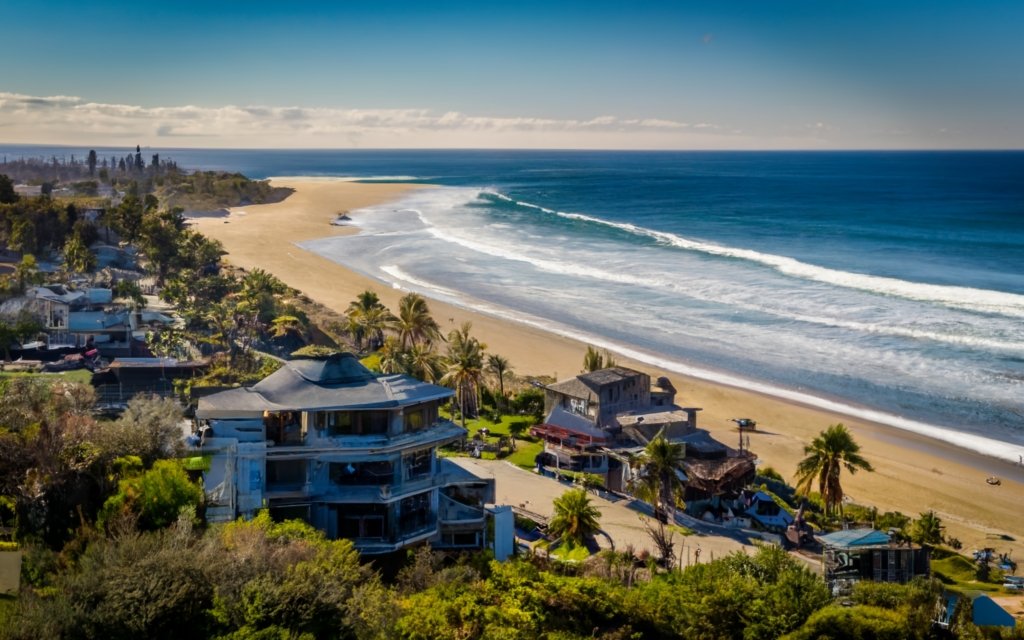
[449,458,754,566]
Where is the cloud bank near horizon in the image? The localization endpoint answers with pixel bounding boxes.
[0,91,817,150]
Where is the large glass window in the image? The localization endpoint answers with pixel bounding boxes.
[403,401,438,433]
[398,492,432,536]
[320,410,391,436]
[403,449,433,481]
[266,460,306,489]
[338,504,388,540]
[329,461,394,486]
[265,411,304,445]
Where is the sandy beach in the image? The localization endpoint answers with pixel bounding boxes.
[191,177,1024,562]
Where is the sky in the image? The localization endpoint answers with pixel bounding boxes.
[1,0,1023,150]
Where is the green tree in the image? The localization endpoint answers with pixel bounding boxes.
[359,304,395,351]
[115,194,145,242]
[392,292,441,350]
[0,319,18,361]
[87,149,97,176]
[486,354,511,413]
[442,322,485,427]
[377,335,407,375]
[0,173,17,203]
[138,208,184,285]
[0,379,102,547]
[909,510,944,547]
[62,234,96,274]
[549,488,601,546]
[0,312,42,361]
[406,342,445,383]
[12,254,41,293]
[793,423,874,517]
[632,433,687,522]
[9,219,37,256]
[345,290,386,350]
[782,605,910,640]
[96,395,185,466]
[270,314,305,341]
[99,459,203,531]
[583,344,604,372]
[113,279,147,310]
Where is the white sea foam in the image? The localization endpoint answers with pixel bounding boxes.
[552,210,1024,318]
[379,265,461,299]
[374,259,1024,464]
[415,210,676,290]
[483,190,1024,318]
[263,174,421,183]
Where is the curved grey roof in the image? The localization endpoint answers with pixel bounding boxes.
[286,353,378,385]
[197,353,453,418]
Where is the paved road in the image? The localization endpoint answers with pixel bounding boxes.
[450,458,755,565]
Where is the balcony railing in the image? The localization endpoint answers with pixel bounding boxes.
[438,495,485,524]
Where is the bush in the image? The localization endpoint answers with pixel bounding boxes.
[784,605,910,640]
[99,460,204,531]
[511,388,545,422]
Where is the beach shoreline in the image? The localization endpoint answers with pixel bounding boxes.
[190,177,1024,560]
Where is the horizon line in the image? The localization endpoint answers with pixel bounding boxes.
[2,142,1024,154]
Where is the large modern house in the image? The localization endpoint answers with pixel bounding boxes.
[195,353,510,557]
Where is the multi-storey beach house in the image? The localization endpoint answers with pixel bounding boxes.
[195,353,509,556]
[535,365,755,502]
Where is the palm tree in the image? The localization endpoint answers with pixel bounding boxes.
[632,433,687,523]
[13,255,41,293]
[358,305,396,351]
[486,354,511,413]
[910,510,944,547]
[441,322,485,427]
[583,345,604,373]
[345,290,387,350]
[392,293,442,350]
[549,488,601,547]
[793,423,874,517]
[406,343,445,383]
[377,336,407,375]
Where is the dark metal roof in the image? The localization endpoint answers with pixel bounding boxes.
[197,353,453,417]
[285,353,378,385]
[546,366,645,399]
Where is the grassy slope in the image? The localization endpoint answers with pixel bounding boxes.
[0,369,93,385]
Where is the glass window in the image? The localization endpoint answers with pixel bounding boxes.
[363,411,389,435]
[338,504,388,540]
[403,449,433,480]
[403,402,438,432]
[330,461,394,486]
[266,460,306,486]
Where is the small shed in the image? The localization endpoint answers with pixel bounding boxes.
[818,528,930,587]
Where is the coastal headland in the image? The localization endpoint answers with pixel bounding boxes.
[190,177,1024,561]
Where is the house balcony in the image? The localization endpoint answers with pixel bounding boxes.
[438,494,486,526]
[335,497,438,554]
[320,472,452,504]
[264,481,313,499]
[307,419,465,454]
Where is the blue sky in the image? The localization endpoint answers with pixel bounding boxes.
[2,1,1022,149]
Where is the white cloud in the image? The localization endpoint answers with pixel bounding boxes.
[0,91,745,149]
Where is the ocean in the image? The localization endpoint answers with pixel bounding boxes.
[4,146,1024,461]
